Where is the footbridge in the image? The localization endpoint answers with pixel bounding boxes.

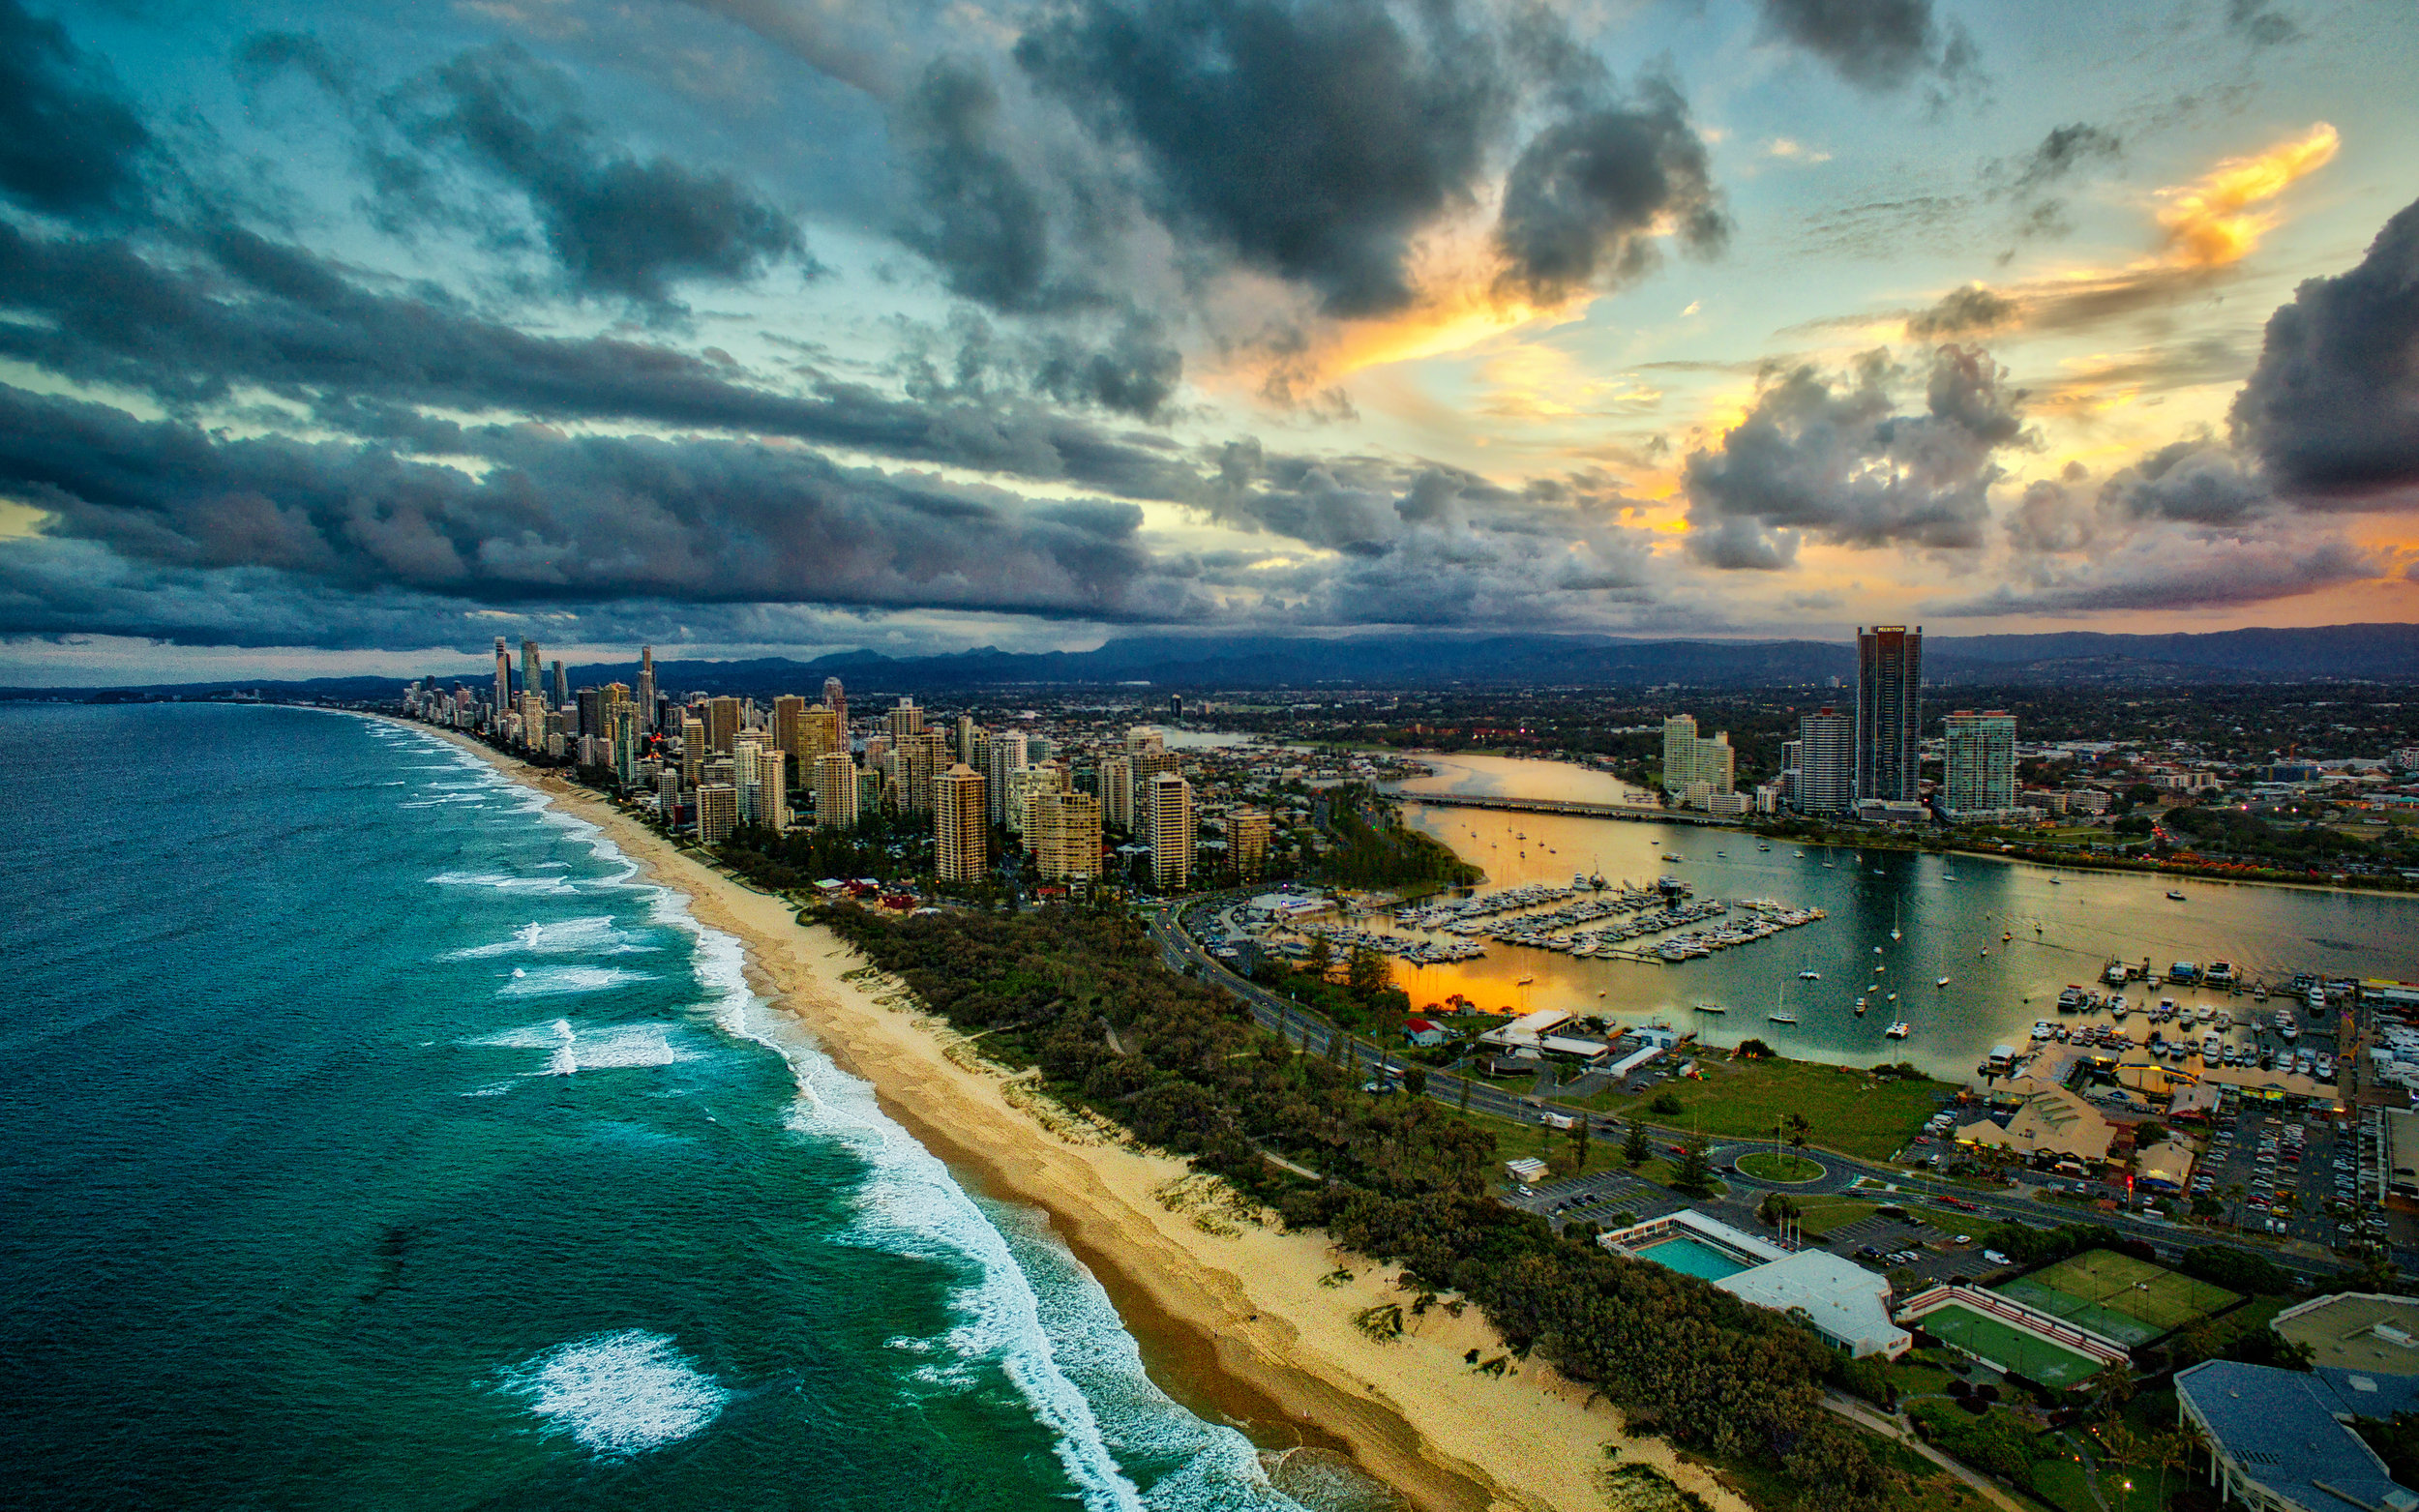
[1387,790,1745,827]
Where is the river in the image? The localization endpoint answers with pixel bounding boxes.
[1374,754,2417,1079]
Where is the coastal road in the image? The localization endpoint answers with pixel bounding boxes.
[1145,899,2345,1279]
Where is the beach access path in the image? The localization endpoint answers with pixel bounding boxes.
[405,724,1743,1512]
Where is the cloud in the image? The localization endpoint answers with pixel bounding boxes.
[892,59,1060,311]
[2225,0,2301,46]
[2099,438,2276,526]
[1491,80,1726,305]
[1682,345,2029,569]
[0,0,152,216]
[1754,0,1980,98]
[1906,283,2016,338]
[2001,465,2098,554]
[2002,123,2123,196]
[1932,532,2383,614]
[2155,121,2336,269]
[2230,190,2419,496]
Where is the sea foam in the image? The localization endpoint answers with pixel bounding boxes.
[496,1329,726,1457]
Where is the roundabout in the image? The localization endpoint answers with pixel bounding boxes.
[1735,1150,1826,1184]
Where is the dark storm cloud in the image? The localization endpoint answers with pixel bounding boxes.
[0,0,151,216]
[2230,192,2419,497]
[1906,283,2016,338]
[1014,0,1513,316]
[0,384,1189,637]
[2100,439,2276,526]
[1681,345,2028,569]
[1930,536,2379,615]
[1491,81,1725,304]
[893,60,1060,311]
[1755,0,1979,97]
[0,222,1210,501]
[2225,0,2301,46]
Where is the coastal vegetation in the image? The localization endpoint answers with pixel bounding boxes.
[1318,786,1483,890]
[825,903,1908,1510]
[1563,1054,1945,1163]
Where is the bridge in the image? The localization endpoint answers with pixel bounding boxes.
[1385,789,1746,826]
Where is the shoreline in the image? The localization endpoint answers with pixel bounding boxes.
[393,721,1745,1512]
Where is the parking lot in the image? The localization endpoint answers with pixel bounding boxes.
[1507,1167,1687,1230]
[2197,1089,2389,1251]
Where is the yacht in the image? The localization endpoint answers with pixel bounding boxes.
[1936,975,1952,989]
[1891,903,1901,942]
[1760,845,1772,852]
[2166,891,2187,902]
[1515,975,1536,986]
[1885,1021,1912,1039]
[1769,1009,1798,1023]
[1799,970,1821,981]
[1855,996,1867,1016]
[1693,1002,1728,1015]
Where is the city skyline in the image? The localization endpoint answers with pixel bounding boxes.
[0,0,2412,688]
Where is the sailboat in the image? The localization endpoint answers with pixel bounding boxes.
[1891,902,1901,942]
[1855,995,1867,1016]
[1769,981,1796,1024]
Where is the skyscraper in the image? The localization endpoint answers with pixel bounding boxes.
[1125,726,1163,759]
[813,752,858,830]
[905,728,948,815]
[935,763,988,882]
[756,748,791,833]
[1661,715,1698,794]
[612,707,640,785]
[1855,626,1924,803]
[707,697,740,755]
[551,660,567,707]
[803,703,840,761]
[956,714,978,767]
[1227,809,1270,880]
[695,784,737,845]
[734,732,764,824]
[1006,760,1067,836]
[822,676,847,731]
[1944,710,2017,815]
[772,696,808,778]
[1130,750,1181,845]
[1795,707,1855,815]
[637,646,656,730]
[493,637,511,717]
[681,717,705,791]
[984,731,1027,826]
[1029,788,1101,883]
[1149,773,1193,890]
[521,639,540,703]
[886,697,924,745]
[1098,756,1132,831]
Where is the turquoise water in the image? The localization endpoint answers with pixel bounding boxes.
[0,705,1328,1511]
[1633,1236,1753,1281]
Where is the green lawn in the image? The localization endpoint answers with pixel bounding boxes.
[1916,1303,2109,1388]
[1561,1054,1943,1161]
[1996,1249,2240,1345]
[2031,1453,2169,1512]
[1738,1150,1824,1182]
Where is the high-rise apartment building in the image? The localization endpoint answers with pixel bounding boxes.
[1029,788,1102,883]
[656,765,682,816]
[1227,809,1270,880]
[886,697,924,746]
[681,717,705,790]
[904,729,948,815]
[1125,726,1164,759]
[1098,756,1132,831]
[612,708,640,785]
[550,660,567,707]
[955,714,979,767]
[984,731,1027,826]
[1148,773,1193,890]
[822,676,847,731]
[707,697,740,755]
[1944,710,2017,816]
[1660,716,1731,803]
[1007,761,1067,836]
[813,752,858,831]
[934,763,988,882]
[1856,625,1923,803]
[1795,707,1855,815]
[803,704,840,761]
[756,748,790,833]
[772,696,808,779]
[695,784,737,845]
[1130,750,1180,844]
[733,733,764,825]
[521,639,541,703]
[636,646,656,730]
[1662,715,1698,793]
[493,637,512,717]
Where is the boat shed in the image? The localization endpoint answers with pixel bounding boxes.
[1605,1045,1663,1081]
[1478,1010,1574,1050]
[2174,1360,2419,1512]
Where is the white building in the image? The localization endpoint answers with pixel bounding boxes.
[1715,1250,1912,1359]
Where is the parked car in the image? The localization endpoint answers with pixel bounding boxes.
[1983,1249,2012,1266]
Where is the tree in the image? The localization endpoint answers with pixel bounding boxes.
[1784,1112,1812,1148]
[1345,944,1387,998]
[2091,1362,2136,1422]
[1305,934,1333,980]
[1624,1120,1650,1168]
[1568,1115,1591,1171]
[1674,1134,1714,1197]
[1735,1037,1776,1060]
[1403,1066,1428,1099]
[1650,1091,1686,1117]
[1758,1191,1802,1228]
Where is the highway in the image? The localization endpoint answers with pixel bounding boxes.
[1145,896,2345,1277]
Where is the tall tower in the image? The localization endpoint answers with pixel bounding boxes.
[813,752,859,831]
[1944,710,2016,815]
[1130,750,1180,845]
[822,676,847,732]
[1661,715,1698,794]
[551,660,567,707]
[707,697,740,755]
[1099,756,1133,831]
[1030,788,1101,883]
[1795,707,1856,816]
[1228,809,1270,880]
[521,639,540,702]
[493,637,511,717]
[956,714,978,767]
[1149,773,1193,891]
[1855,626,1924,803]
[935,764,988,882]
[682,717,705,791]
[984,730,1027,826]
[772,696,808,776]
[637,646,657,730]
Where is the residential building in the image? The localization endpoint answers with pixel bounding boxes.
[655,765,681,817]
[886,697,924,746]
[956,714,979,767]
[1662,715,1699,794]
[493,636,511,718]
[935,763,988,882]
[1007,760,1067,836]
[734,732,764,824]
[1855,625,1923,803]
[985,731,1028,826]
[695,784,738,845]
[550,659,567,708]
[905,728,948,815]
[1944,710,2018,817]
[1126,726,1164,759]
[636,645,655,729]
[1228,808,1270,879]
[1099,756,1133,830]
[1131,750,1181,843]
[1149,772,1193,890]
[612,707,640,785]
[821,675,847,731]
[681,717,705,790]
[1030,787,1103,883]
[803,703,840,761]
[1662,716,1733,803]
[520,639,541,705]
[1796,706,1856,816]
[772,696,808,776]
[813,752,858,830]
[707,696,740,754]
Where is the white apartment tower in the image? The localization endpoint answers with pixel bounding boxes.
[984,731,1028,826]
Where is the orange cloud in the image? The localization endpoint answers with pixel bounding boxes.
[2155,122,2339,268]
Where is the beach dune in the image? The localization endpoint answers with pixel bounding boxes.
[412,724,1746,1512]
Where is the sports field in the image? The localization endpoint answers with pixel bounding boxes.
[1917,1302,2109,1388]
[1992,1249,2239,1347]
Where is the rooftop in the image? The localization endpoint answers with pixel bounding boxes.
[2176,1359,2416,1512]
[1716,1249,1913,1360]
[2276,1293,2419,1375]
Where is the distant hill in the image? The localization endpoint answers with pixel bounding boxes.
[6,623,2413,700]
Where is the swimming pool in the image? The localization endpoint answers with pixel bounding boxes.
[1632,1234,1754,1281]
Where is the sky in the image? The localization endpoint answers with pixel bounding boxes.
[0,0,2415,684]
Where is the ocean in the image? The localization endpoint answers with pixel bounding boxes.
[0,704,1330,1511]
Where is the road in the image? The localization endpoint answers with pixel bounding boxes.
[1146,897,2345,1278]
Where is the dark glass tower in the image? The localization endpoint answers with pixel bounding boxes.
[1855,626,1923,803]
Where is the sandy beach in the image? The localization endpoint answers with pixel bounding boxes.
[405,723,1748,1512]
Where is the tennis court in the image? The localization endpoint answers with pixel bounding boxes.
[1916,1302,2109,1388]
[1992,1250,2239,1347]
